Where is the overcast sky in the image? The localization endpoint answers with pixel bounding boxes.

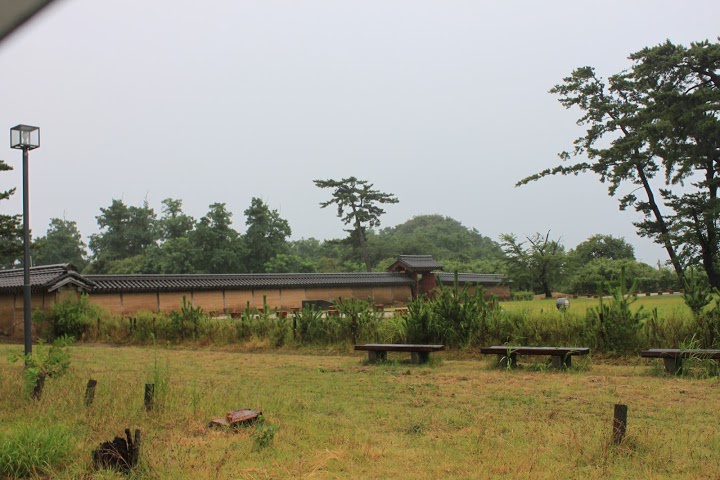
[1,0,718,265]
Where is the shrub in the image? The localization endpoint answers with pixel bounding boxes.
[587,268,646,353]
[291,306,324,344]
[403,297,437,344]
[510,290,534,301]
[682,268,720,347]
[9,336,74,398]
[0,421,75,478]
[37,294,101,340]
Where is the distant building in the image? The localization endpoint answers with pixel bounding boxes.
[0,255,509,340]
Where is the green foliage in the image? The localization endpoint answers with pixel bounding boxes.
[570,234,635,263]
[38,294,100,340]
[0,159,22,269]
[9,336,74,397]
[147,337,171,413]
[402,297,438,344]
[372,214,504,271]
[88,199,159,272]
[0,420,75,478]
[501,231,565,298]
[189,203,246,274]
[168,296,206,340]
[252,415,278,450]
[292,306,327,344]
[401,275,498,347]
[32,217,88,270]
[314,176,399,271]
[334,297,383,344]
[510,290,534,301]
[244,197,292,273]
[519,39,720,288]
[566,258,677,295]
[682,268,720,347]
[588,268,647,353]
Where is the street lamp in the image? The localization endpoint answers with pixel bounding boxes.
[10,124,39,357]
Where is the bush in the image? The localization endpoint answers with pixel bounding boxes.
[510,290,534,301]
[587,268,646,353]
[37,294,101,340]
[9,336,74,398]
[0,421,75,478]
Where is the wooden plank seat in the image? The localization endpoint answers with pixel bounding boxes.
[641,349,720,374]
[354,344,444,364]
[480,346,590,369]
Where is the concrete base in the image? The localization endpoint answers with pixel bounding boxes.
[551,355,571,369]
[411,351,430,364]
[367,351,387,363]
[663,357,682,374]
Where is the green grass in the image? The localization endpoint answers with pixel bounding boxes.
[1,343,718,479]
[501,294,690,318]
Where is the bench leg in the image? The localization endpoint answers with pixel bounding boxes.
[367,351,387,363]
[497,353,517,368]
[551,355,571,369]
[663,357,682,374]
[411,352,430,364]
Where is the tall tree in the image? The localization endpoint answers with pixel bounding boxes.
[159,198,195,241]
[33,218,88,269]
[501,231,566,298]
[571,234,635,264]
[243,197,292,273]
[0,159,22,269]
[88,199,159,272]
[314,176,398,271]
[189,203,245,273]
[518,39,720,288]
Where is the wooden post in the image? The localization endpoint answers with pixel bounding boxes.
[32,374,46,400]
[144,384,155,412]
[612,404,627,445]
[85,379,98,406]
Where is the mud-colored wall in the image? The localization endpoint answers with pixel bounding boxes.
[2,284,417,325]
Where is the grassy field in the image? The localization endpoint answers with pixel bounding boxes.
[500,294,690,318]
[1,344,719,479]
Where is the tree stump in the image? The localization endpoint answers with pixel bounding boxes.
[92,428,141,473]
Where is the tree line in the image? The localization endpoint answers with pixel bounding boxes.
[0,38,716,294]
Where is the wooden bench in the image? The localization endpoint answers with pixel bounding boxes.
[480,346,590,369]
[641,349,720,374]
[354,344,444,364]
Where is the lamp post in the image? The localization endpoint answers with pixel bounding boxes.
[10,125,40,357]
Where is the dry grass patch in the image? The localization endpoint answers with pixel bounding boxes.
[0,344,718,479]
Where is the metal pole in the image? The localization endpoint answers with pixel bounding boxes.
[22,146,32,357]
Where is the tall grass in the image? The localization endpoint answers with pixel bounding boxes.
[0,421,76,478]
[33,285,713,353]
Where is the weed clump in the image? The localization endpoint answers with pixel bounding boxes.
[0,421,75,478]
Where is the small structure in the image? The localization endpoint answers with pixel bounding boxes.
[387,255,444,298]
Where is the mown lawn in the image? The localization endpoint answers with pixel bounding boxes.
[1,344,719,479]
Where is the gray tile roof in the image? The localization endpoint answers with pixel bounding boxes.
[394,255,444,271]
[85,272,415,293]
[0,264,96,294]
[437,273,507,285]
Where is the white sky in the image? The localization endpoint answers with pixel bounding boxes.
[0,0,718,265]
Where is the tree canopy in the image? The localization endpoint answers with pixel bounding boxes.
[0,159,22,269]
[314,176,398,271]
[518,39,720,288]
[33,218,88,270]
